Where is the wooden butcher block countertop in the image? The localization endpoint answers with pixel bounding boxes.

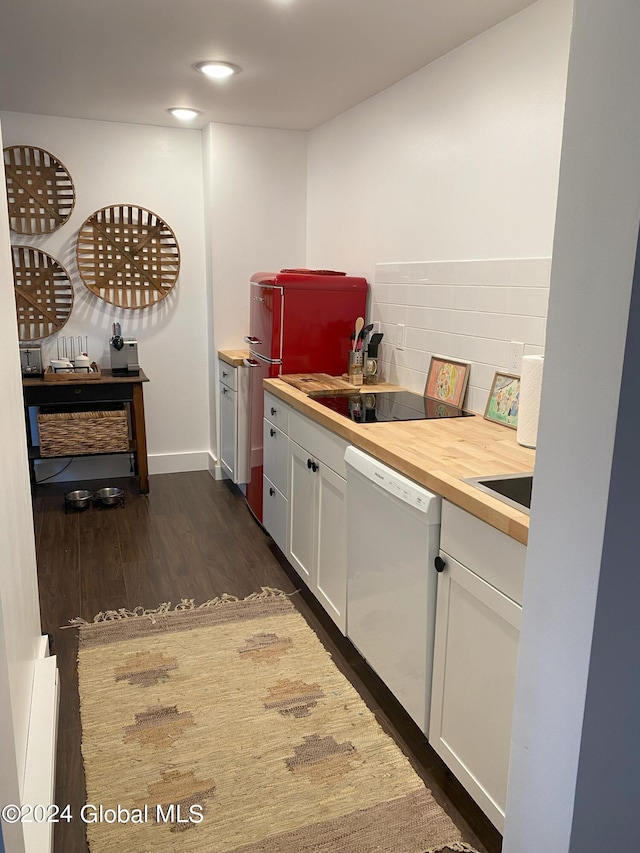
[218,349,249,367]
[264,377,535,545]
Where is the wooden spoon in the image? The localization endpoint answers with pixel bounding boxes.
[353,317,364,351]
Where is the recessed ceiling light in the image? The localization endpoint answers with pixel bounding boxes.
[168,107,202,121]
[195,61,240,80]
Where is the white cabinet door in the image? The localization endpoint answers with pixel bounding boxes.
[288,441,317,585]
[219,382,236,480]
[429,551,521,832]
[315,462,347,633]
[263,476,288,556]
[263,420,289,496]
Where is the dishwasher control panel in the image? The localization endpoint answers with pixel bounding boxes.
[345,445,440,519]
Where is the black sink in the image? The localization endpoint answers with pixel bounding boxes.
[464,473,533,514]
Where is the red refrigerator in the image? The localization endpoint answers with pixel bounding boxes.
[244,269,368,523]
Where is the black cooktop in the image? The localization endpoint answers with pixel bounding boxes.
[311,390,474,424]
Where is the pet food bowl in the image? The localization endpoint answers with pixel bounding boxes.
[94,486,125,506]
[64,489,93,510]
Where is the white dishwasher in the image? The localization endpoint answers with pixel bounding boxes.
[344,446,441,734]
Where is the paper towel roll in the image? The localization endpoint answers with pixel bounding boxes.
[517,355,544,448]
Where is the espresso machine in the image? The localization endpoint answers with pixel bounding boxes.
[109,323,140,375]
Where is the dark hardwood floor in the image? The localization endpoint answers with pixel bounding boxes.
[33,471,501,853]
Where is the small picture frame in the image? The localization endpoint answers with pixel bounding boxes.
[484,372,521,428]
[424,357,470,408]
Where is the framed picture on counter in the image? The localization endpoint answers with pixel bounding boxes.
[424,356,470,408]
[484,372,520,428]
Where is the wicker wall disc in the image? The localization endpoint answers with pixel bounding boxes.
[12,246,74,341]
[4,146,76,235]
[76,204,181,309]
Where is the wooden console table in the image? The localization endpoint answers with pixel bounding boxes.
[22,369,150,493]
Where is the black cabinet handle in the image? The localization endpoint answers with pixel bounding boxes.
[434,556,447,573]
[222,387,228,394]
[269,487,275,497]
[222,370,228,378]
[311,461,318,473]
[270,428,276,437]
[307,458,312,469]
[271,407,277,416]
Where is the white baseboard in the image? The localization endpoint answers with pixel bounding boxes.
[147,451,210,475]
[208,453,224,480]
[23,639,59,853]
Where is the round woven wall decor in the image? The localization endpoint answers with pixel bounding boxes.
[76,204,181,309]
[12,246,74,341]
[3,146,75,235]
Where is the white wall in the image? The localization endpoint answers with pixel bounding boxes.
[307,0,571,276]
[202,122,307,465]
[0,111,210,478]
[204,122,307,353]
[505,0,640,848]
[306,0,572,409]
[0,121,44,853]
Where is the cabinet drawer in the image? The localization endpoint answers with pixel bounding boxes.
[218,359,237,391]
[289,409,348,477]
[263,476,288,556]
[263,419,289,496]
[264,391,289,433]
[440,501,526,605]
[24,383,133,405]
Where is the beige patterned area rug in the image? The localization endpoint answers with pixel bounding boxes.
[76,589,478,853]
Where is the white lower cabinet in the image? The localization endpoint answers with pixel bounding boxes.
[288,440,317,585]
[288,431,348,633]
[261,401,349,633]
[262,395,291,557]
[218,359,249,484]
[429,501,526,832]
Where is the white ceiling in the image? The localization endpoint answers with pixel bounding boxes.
[0,0,536,132]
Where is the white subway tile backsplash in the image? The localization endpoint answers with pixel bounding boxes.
[387,303,408,325]
[469,362,497,390]
[405,327,429,350]
[428,330,453,355]
[390,283,409,304]
[451,286,480,311]
[509,286,549,317]
[507,314,546,346]
[448,334,477,363]
[454,310,478,337]
[425,285,453,309]
[480,259,514,286]
[373,258,549,413]
[513,257,552,287]
[424,262,453,284]
[479,286,511,314]
[474,337,509,368]
[409,263,432,283]
[374,265,392,284]
[476,312,507,340]
[426,308,452,332]
[373,283,391,304]
[466,386,489,415]
[407,285,431,307]
[410,307,431,330]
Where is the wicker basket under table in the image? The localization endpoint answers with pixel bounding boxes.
[37,407,129,457]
